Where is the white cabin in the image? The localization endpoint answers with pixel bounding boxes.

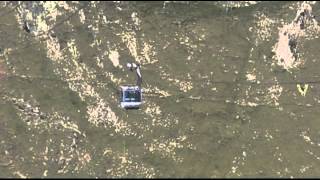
[119,85,142,109]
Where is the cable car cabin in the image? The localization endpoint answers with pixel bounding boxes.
[119,85,142,109]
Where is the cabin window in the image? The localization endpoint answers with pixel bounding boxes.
[120,90,124,102]
[124,90,141,102]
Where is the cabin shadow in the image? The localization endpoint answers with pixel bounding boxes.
[125,106,141,110]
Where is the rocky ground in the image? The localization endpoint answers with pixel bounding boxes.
[0,1,320,178]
